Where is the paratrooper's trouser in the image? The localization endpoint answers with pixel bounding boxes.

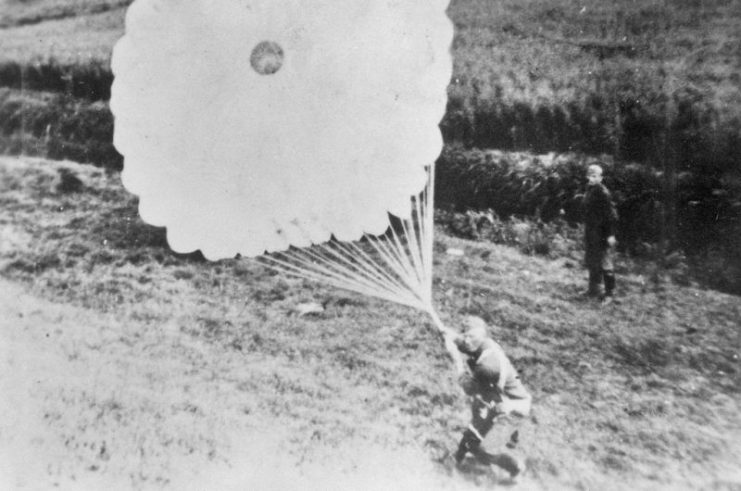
[454,383,529,475]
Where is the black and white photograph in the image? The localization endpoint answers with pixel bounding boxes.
[1,0,739,489]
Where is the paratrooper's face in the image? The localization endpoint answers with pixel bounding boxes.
[456,327,487,355]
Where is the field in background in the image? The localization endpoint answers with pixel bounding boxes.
[2,156,740,489]
[446,0,741,163]
[1,0,740,169]
[0,1,125,62]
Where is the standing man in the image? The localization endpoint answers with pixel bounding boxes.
[451,316,531,479]
[583,164,618,303]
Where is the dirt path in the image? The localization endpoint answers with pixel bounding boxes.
[0,279,482,490]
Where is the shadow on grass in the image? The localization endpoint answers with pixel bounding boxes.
[612,337,739,392]
[89,204,206,264]
[613,338,671,372]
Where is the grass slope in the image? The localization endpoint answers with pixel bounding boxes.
[2,0,738,109]
[1,155,739,490]
[0,7,125,64]
[0,0,130,28]
[448,0,741,111]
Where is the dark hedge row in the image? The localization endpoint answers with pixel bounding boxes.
[434,146,741,273]
[1,88,739,292]
[0,60,113,102]
[1,60,738,182]
[441,87,741,179]
[0,89,121,169]
[2,87,737,250]
[435,147,741,293]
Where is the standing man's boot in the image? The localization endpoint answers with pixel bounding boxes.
[603,270,615,303]
[586,269,602,297]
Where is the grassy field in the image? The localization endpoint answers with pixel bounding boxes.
[446,0,741,168]
[0,3,739,486]
[2,0,738,108]
[0,3,125,63]
[2,156,739,489]
[448,0,741,110]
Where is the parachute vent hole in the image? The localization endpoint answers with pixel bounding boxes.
[250,41,284,75]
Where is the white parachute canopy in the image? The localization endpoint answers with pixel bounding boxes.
[110,0,464,370]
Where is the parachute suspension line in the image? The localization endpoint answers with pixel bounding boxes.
[261,243,422,309]
[254,166,438,312]
[324,239,410,295]
[260,252,423,310]
[422,162,436,297]
[370,224,423,298]
[253,164,465,373]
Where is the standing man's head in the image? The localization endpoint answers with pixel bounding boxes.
[587,164,603,185]
[455,316,489,355]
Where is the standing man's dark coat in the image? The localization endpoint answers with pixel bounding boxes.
[583,164,618,299]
